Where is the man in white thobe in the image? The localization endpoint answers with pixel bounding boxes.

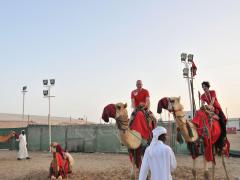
[16,130,30,160]
[139,126,177,180]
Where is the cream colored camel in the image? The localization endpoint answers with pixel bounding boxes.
[102,103,145,180]
[161,97,229,180]
[0,131,15,143]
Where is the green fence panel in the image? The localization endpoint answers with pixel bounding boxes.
[95,125,121,153]
[27,125,42,151]
[66,125,97,153]
[51,126,66,150]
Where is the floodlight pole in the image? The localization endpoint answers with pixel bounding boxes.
[181,53,194,118]
[48,86,51,147]
[186,62,193,117]
[43,79,55,148]
[21,88,27,122]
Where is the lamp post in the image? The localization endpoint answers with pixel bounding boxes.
[21,86,28,122]
[181,53,195,118]
[43,79,55,147]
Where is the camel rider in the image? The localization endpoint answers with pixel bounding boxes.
[201,81,227,150]
[131,80,150,110]
[130,80,156,128]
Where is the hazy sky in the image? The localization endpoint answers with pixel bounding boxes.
[1,1,240,122]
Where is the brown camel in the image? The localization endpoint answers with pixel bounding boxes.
[0,131,16,143]
[157,97,230,180]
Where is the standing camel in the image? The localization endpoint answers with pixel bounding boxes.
[0,131,16,143]
[102,103,156,180]
[157,97,230,180]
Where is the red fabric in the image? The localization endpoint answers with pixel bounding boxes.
[50,153,64,176]
[131,88,149,107]
[15,133,19,139]
[157,97,169,114]
[129,148,142,168]
[102,104,116,122]
[129,111,155,168]
[192,110,221,161]
[224,139,230,157]
[201,90,227,123]
[191,60,197,77]
[130,111,153,140]
[51,152,69,177]
[201,90,221,111]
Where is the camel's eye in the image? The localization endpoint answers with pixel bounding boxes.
[170,99,175,103]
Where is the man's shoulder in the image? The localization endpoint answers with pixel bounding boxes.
[210,90,216,94]
[131,89,138,96]
[160,143,173,151]
[142,88,149,94]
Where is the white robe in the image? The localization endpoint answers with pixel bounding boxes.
[17,134,29,159]
[139,140,177,180]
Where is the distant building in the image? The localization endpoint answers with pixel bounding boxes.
[227,118,240,130]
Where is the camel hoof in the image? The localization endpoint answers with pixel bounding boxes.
[204,171,210,180]
[192,169,196,179]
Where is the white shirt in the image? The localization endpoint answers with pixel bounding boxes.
[139,140,177,180]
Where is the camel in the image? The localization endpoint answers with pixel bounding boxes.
[102,103,156,180]
[49,142,74,179]
[157,97,230,180]
[0,131,16,143]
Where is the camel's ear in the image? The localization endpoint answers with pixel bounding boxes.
[116,104,121,110]
[177,96,181,102]
[124,103,127,108]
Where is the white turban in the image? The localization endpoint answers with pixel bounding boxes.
[152,126,167,139]
[149,126,167,157]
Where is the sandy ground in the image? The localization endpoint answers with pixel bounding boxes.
[0,151,239,180]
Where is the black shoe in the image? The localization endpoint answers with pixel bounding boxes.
[17,158,22,160]
[26,157,31,159]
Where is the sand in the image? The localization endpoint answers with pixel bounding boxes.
[0,151,239,180]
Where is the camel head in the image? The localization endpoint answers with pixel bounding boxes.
[10,131,16,137]
[115,103,128,120]
[157,97,184,114]
[169,97,184,112]
[102,103,128,123]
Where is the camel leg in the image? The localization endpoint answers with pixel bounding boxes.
[130,162,135,180]
[203,157,210,180]
[221,155,230,180]
[211,161,215,180]
[192,158,197,180]
[130,162,138,180]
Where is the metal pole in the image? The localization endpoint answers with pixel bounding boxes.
[48,86,51,147]
[185,62,193,117]
[22,92,25,122]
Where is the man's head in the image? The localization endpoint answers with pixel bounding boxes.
[152,126,167,143]
[136,80,143,90]
[202,81,210,92]
[21,130,25,135]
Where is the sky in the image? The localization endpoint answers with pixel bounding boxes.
[0,1,240,123]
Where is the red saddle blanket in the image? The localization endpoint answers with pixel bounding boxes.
[192,110,221,161]
[129,110,155,168]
